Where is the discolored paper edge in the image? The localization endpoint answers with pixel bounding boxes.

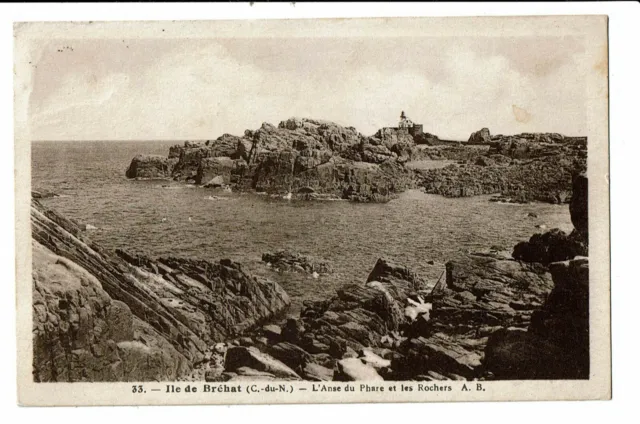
[14,15,611,406]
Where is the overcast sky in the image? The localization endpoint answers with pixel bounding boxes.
[27,35,588,141]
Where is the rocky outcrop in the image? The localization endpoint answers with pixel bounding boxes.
[32,241,191,382]
[483,257,589,379]
[125,154,175,179]
[484,172,590,379]
[512,228,588,265]
[31,200,290,382]
[219,250,567,382]
[215,258,435,381]
[127,118,420,202]
[388,254,555,380]
[414,129,587,204]
[114,251,291,343]
[195,156,241,185]
[262,250,332,274]
[417,146,586,204]
[468,128,492,145]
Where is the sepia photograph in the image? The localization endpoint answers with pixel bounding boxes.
[14,14,610,405]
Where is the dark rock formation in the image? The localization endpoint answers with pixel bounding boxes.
[127,118,419,202]
[418,147,585,204]
[483,258,589,379]
[262,250,333,274]
[388,254,555,380]
[468,128,492,145]
[125,154,175,179]
[31,189,58,199]
[223,346,300,380]
[31,200,290,382]
[32,241,190,382]
[512,229,588,265]
[484,172,589,379]
[570,172,588,238]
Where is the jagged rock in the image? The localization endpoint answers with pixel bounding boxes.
[468,128,492,145]
[31,241,190,382]
[31,200,291,381]
[334,358,383,381]
[417,139,586,204]
[484,257,589,379]
[127,117,420,203]
[366,257,429,301]
[224,346,300,380]
[290,258,424,368]
[386,254,556,380]
[396,334,485,380]
[115,252,291,342]
[196,156,241,185]
[125,154,174,179]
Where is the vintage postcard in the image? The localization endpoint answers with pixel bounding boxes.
[14,15,610,406]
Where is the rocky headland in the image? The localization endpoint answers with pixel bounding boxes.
[125,118,586,205]
[126,118,419,203]
[33,170,590,382]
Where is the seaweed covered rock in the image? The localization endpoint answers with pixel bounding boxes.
[262,250,333,274]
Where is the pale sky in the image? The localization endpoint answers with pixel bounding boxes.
[27,35,589,141]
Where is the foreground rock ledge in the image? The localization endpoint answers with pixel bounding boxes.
[31,199,290,382]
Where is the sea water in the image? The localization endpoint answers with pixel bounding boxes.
[31,141,573,314]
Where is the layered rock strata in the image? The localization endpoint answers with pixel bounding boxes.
[31,200,290,382]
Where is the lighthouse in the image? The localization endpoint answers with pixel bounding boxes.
[398,111,413,129]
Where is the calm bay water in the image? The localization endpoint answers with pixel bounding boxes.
[32,141,573,314]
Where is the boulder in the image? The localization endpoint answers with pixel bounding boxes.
[268,342,312,373]
[302,362,334,381]
[203,175,225,188]
[333,358,383,381]
[281,318,306,344]
[224,346,300,379]
[262,324,282,343]
[359,349,392,370]
[125,154,173,179]
[512,228,587,265]
[468,128,491,144]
